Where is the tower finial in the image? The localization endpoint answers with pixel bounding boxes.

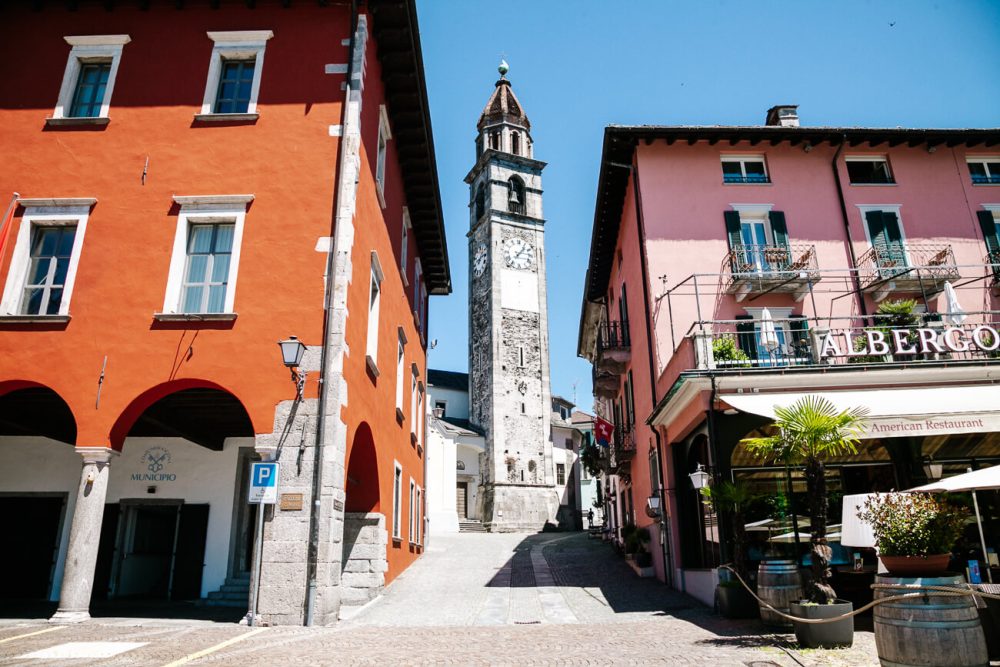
[498,58,509,78]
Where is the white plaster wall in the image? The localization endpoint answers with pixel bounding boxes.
[551,426,579,508]
[107,436,248,597]
[426,426,459,534]
[427,385,470,421]
[0,436,82,600]
[457,439,482,520]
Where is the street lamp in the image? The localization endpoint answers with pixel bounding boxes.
[277,336,307,397]
[688,463,711,490]
[922,456,943,480]
[645,495,662,519]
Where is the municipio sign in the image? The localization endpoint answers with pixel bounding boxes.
[249,462,279,505]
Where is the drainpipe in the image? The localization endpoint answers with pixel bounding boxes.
[832,134,868,317]
[630,155,673,585]
[305,0,358,627]
[706,374,727,565]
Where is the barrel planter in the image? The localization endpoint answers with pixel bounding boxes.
[873,574,988,667]
[757,559,803,628]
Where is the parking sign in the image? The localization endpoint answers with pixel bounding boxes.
[249,462,279,504]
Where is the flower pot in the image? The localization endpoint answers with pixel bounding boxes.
[878,554,950,576]
[790,600,854,648]
[718,584,759,619]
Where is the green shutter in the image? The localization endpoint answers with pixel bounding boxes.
[882,212,903,246]
[865,210,886,246]
[977,210,1000,255]
[735,315,758,362]
[724,211,742,250]
[788,315,809,364]
[770,211,789,249]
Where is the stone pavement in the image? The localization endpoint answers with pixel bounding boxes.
[0,532,884,666]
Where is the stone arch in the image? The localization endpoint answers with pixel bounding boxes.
[0,380,77,445]
[344,422,380,513]
[507,175,525,214]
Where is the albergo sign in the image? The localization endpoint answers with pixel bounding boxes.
[819,325,999,358]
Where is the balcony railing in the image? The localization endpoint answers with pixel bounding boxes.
[596,320,631,375]
[972,174,1000,185]
[988,250,1000,284]
[613,427,636,471]
[724,244,819,302]
[723,174,770,184]
[857,243,960,297]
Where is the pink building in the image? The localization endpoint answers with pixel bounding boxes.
[578,106,1000,603]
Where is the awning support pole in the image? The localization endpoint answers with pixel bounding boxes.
[970,484,993,584]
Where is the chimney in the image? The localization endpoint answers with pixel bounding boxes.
[765,105,800,127]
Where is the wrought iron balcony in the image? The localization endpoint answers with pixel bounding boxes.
[595,320,631,374]
[857,243,960,299]
[723,174,770,185]
[613,427,636,467]
[723,244,819,303]
[988,250,1000,284]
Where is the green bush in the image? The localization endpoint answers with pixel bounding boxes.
[713,335,750,367]
[857,493,965,557]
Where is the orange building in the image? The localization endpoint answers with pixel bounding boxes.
[0,0,449,626]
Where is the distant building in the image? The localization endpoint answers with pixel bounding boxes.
[579,106,1000,605]
[571,411,604,529]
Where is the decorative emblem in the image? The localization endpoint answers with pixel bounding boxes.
[143,446,171,473]
[517,380,527,395]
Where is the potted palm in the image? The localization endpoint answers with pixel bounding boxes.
[743,395,867,648]
[701,481,759,618]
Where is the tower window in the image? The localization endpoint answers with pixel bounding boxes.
[518,345,525,367]
[511,131,520,156]
[475,183,486,222]
[490,130,500,150]
[521,402,526,413]
[507,176,525,215]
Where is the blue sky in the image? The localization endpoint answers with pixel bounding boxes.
[416,0,1000,411]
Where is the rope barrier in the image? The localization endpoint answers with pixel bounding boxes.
[718,564,1000,625]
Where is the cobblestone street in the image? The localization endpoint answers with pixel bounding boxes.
[0,532,882,666]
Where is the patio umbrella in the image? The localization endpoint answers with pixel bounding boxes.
[758,308,780,353]
[943,281,967,326]
[909,464,1000,583]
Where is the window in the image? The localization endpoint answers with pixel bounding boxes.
[416,485,423,545]
[392,462,402,540]
[723,206,791,274]
[366,252,384,372]
[976,208,1000,280]
[395,331,406,417]
[434,400,447,417]
[417,382,425,447]
[556,463,566,485]
[507,177,525,215]
[721,156,769,184]
[474,183,486,222]
[414,258,427,338]
[50,35,129,123]
[518,346,525,367]
[376,105,392,207]
[846,157,894,184]
[511,132,520,156]
[860,206,908,274]
[624,370,635,429]
[400,208,410,284]
[409,478,416,544]
[1,199,94,318]
[968,158,1000,185]
[198,31,273,119]
[410,367,419,437]
[161,195,251,317]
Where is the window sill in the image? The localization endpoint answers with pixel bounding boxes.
[0,314,71,324]
[721,181,772,186]
[365,354,380,378]
[396,407,405,424]
[848,183,897,186]
[193,113,259,123]
[45,116,110,127]
[392,537,402,547]
[153,312,238,322]
[971,183,1000,186]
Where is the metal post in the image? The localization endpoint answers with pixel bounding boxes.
[667,288,675,351]
[693,274,703,330]
[968,465,993,584]
[249,503,265,626]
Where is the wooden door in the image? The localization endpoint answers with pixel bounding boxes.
[456,482,468,519]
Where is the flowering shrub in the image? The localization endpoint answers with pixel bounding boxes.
[857,494,965,557]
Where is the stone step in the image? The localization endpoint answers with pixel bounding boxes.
[459,520,487,533]
[202,598,248,608]
[207,590,249,601]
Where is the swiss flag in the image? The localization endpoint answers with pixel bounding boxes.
[594,416,614,447]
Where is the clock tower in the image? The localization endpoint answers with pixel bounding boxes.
[465,61,558,532]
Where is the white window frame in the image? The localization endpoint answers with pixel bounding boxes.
[400,208,410,286]
[417,381,425,447]
[366,251,384,374]
[161,195,252,316]
[556,463,566,486]
[392,461,403,540]
[197,30,273,119]
[968,157,1000,185]
[395,329,407,416]
[408,477,416,544]
[744,306,795,357]
[410,366,419,437]
[375,105,392,208]
[845,155,895,185]
[415,485,423,545]
[0,198,96,317]
[720,155,769,184]
[51,35,130,122]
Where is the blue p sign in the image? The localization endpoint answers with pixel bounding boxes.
[249,462,279,504]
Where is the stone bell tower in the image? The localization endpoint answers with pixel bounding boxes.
[464,61,558,532]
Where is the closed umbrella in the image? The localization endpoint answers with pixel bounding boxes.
[759,308,780,354]
[943,281,967,326]
[910,464,1000,583]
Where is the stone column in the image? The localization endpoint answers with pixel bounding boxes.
[50,446,118,624]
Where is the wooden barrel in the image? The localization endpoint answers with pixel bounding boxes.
[757,559,803,628]
[873,574,988,667]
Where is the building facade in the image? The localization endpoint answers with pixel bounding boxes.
[465,64,558,532]
[579,107,1000,603]
[0,0,449,626]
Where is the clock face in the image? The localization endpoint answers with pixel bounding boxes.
[504,238,533,270]
[473,243,488,277]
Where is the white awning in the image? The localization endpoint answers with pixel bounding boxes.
[723,385,1000,439]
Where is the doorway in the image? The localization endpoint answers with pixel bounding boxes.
[457,482,468,519]
[0,495,66,600]
[228,448,260,579]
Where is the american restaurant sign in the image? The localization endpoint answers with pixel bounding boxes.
[818,325,1000,358]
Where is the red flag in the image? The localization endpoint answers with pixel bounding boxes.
[594,416,614,447]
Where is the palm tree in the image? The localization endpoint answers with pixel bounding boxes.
[700,480,756,583]
[742,396,868,604]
